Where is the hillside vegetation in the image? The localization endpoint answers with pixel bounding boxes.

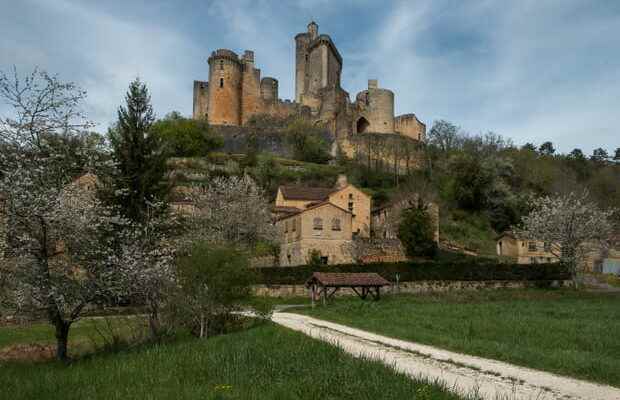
[165,116,619,255]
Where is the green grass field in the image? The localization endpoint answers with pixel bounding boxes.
[297,289,620,387]
[0,322,470,400]
[0,316,143,352]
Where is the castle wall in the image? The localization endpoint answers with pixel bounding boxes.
[394,114,426,141]
[192,81,209,120]
[207,50,242,126]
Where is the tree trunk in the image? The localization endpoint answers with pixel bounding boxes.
[54,320,71,362]
[148,300,161,339]
[199,313,205,339]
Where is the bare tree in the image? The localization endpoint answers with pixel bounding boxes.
[517,191,615,285]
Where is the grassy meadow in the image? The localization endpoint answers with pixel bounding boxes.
[0,321,470,400]
[297,289,620,387]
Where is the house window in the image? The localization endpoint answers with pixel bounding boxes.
[348,202,354,212]
[220,60,224,70]
[331,218,341,231]
[219,78,224,88]
[349,193,353,200]
[547,257,552,263]
[544,242,551,252]
[528,242,537,252]
[530,257,537,264]
[320,256,328,264]
[313,217,323,230]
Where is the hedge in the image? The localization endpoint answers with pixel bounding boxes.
[252,261,570,285]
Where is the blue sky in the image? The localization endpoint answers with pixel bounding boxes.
[1,0,619,154]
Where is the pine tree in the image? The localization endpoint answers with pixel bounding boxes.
[108,78,168,222]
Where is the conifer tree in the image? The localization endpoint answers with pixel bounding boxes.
[108,78,168,222]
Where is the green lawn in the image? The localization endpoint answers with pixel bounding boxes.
[297,289,620,387]
[0,316,145,352]
[0,322,470,400]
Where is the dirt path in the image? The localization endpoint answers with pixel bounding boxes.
[272,312,620,400]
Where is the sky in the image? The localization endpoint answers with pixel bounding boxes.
[1,0,619,154]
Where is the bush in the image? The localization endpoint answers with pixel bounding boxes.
[398,206,438,258]
[151,111,223,157]
[252,261,570,285]
[171,243,254,338]
[285,118,331,164]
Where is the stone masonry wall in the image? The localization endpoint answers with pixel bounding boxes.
[252,279,571,297]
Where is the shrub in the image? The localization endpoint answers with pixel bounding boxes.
[151,112,223,157]
[398,205,438,258]
[285,118,331,164]
[172,243,254,338]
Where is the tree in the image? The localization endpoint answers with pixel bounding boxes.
[284,118,330,163]
[591,148,609,163]
[150,111,222,157]
[521,143,536,152]
[569,148,585,160]
[538,141,555,156]
[0,68,127,361]
[186,174,276,248]
[517,191,615,285]
[174,243,253,338]
[614,147,620,162]
[450,154,493,210]
[114,207,176,339]
[108,78,168,223]
[427,120,461,153]
[398,203,438,258]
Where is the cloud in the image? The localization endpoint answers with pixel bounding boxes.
[0,0,618,154]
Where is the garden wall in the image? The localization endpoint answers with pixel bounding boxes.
[252,279,571,297]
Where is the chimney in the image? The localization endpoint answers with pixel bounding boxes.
[335,174,348,189]
[368,79,378,89]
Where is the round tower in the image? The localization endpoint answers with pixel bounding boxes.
[260,77,278,103]
[355,80,394,134]
[207,49,242,126]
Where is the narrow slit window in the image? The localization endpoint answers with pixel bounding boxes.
[219,78,224,88]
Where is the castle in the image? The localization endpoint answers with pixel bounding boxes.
[193,21,426,143]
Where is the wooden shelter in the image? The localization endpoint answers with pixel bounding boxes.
[305,272,391,305]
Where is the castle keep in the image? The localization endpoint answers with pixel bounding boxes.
[193,21,426,142]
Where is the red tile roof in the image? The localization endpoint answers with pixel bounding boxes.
[305,272,390,287]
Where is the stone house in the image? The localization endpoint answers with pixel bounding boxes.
[274,175,371,238]
[495,232,558,264]
[276,201,353,266]
[273,175,371,266]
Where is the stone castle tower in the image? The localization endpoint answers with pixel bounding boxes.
[193,21,426,142]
